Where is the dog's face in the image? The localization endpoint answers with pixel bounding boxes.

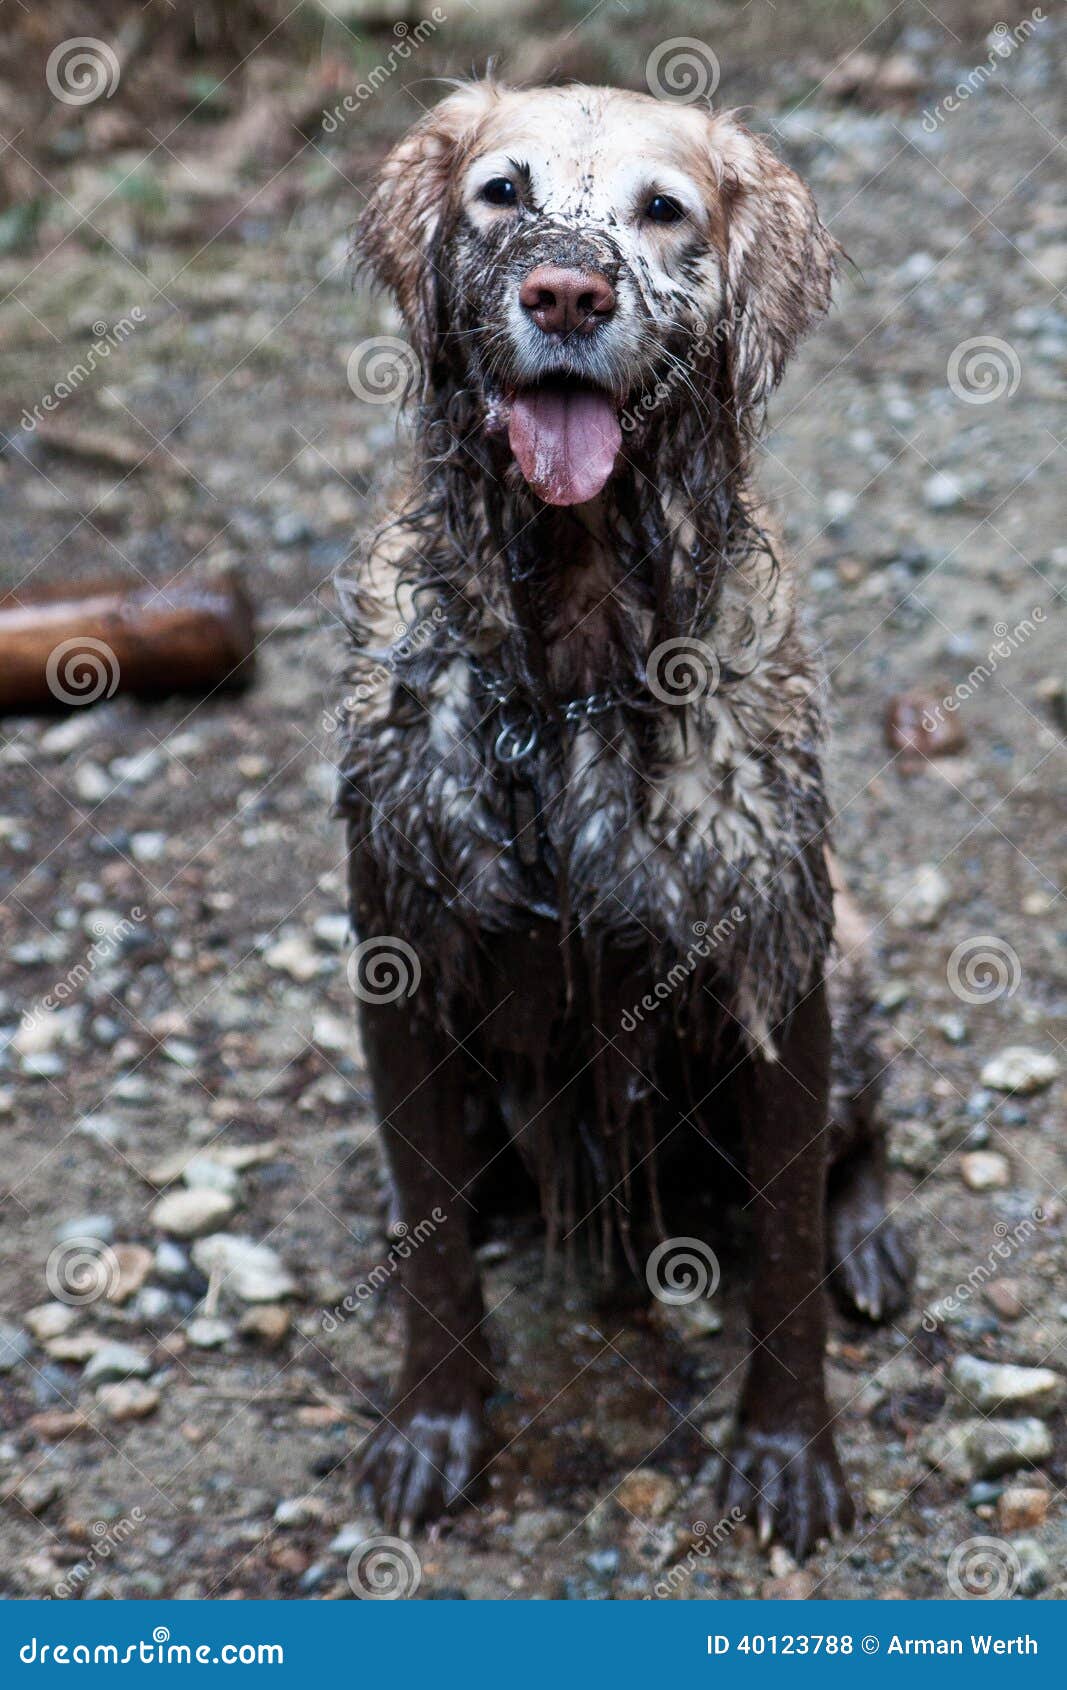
[360,83,836,506]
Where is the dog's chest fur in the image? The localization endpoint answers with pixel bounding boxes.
[341,538,832,1049]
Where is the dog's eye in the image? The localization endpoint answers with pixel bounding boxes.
[480,177,518,208]
[645,194,687,225]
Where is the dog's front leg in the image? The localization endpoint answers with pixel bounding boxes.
[722,981,854,1559]
[355,999,494,1530]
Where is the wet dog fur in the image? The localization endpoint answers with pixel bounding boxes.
[337,81,912,1559]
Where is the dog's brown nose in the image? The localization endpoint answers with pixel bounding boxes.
[519,264,616,337]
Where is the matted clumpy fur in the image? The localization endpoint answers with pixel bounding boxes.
[334,84,911,1553]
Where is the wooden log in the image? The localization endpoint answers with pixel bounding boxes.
[0,574,255,712]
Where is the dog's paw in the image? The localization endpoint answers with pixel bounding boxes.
[829,1208,913,1323]
[721,1422,854,1561]
[356,1393,486,1531]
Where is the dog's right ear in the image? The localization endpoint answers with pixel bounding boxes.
[356,84,497,357]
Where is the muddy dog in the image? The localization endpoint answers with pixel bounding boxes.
[338,82,912,1558]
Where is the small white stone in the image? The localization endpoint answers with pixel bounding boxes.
[951,1355,1063,1416]
[981,1047,1060,1095]
[892,864,951,928]
[186,1316,233,1349]
[960,1151,1010,1191]
[191,1234,296,1303]
[264,933,322,982]
[182,1157,239,1197]
[151,1188,234,1239]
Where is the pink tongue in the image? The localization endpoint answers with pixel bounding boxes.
[507,388,621,507]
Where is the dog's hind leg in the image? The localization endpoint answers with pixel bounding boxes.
[354,996,495,1530]
[825,865,913,1322]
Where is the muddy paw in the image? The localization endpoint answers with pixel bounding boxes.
[721,1423,854,1561]
[830,1210,913,1322]
[356,1394,486,1530]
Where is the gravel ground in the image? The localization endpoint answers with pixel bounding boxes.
[0,2,1064,1601]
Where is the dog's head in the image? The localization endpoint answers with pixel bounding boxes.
[358,82,837,507]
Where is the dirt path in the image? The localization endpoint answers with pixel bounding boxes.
[1,4,1064,1599]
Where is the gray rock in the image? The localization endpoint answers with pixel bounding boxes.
[922,1417,1053,1481]
[182,1157,239,1198]
[511,1509,571,1555]
[981,1047,1059,1095]
[151,1188,235,1238]
[186,1317,233,1349]
[191,1234,296,1303]
[55,1214,115,1245]
[328,1518,379,1554]
[1013,1538,1050,1597]
[0,1322,32,1374]
[950,1355,1063,1416]
[83,1342,151,1385]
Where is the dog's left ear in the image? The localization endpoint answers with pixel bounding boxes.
[706,114,839,422]
[357,83,498,363]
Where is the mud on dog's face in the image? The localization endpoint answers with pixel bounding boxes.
[359,83,836,506]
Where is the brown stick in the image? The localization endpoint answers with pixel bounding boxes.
[0,574,255,712]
